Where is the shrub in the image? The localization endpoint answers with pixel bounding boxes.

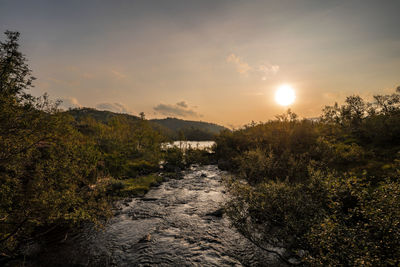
[185,148,211,166]
[107,175,164,197]
[163,147,185,172]
[225,169,329,255]
[306,177,400,266]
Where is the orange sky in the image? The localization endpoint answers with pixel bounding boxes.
[1,0,400,127]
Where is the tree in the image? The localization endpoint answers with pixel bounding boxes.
[0,31,35,100]
[0,31,110,258]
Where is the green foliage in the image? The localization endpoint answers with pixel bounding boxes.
[0,31,34,100]
[0,31,111,256]
[163,147,185,172]
[217,90,400,265]
[306,175,400,266]
[107,174,164,197]
[0,31,168,259]
[185,147,212,166]
[68,107,140,124]
[162,144,214,171]
[225,169,329,251]
[235,148,276,184]
[72,109,165,178]
[316,136,368,170]
[215,110,319,183]
[225,169,400,266]
[69,109,227,141]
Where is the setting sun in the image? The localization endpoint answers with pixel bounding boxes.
[2,1,400,265]
[275,84,296,106]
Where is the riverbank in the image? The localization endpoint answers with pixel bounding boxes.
[21,165,285,266]
[106,172,183,198]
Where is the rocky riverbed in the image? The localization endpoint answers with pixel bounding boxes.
[27,165,286,266]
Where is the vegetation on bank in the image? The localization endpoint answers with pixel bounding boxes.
[107,174,164,197]
[0,31,109,258]
[215,91,400,265]
[4,29,399,267]
[0,31,212,261]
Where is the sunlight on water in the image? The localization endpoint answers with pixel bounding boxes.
[162,141,215,151]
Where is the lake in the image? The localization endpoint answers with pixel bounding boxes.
[162,141,215,151]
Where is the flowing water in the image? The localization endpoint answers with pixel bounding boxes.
[35,165,285,266]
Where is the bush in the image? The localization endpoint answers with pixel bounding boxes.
[0,32,111,256]
[127,160,159,177]
[225,169,400,266]
[185,148,211,166]
[306,176,400,266]
[225,169,329,254]
[218,90,400,265]
[107,174,164,197]
[235,148,312,184]
[163,147,185,172]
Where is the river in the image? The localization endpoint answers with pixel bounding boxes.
[33,165,286,266]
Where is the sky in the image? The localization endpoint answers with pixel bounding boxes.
[1,0,400,127]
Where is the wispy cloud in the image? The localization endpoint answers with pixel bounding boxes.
[226,53,279,80]
[153,101,201,118]
[96,102,131,114]
[258,64,279,80]
[226,53,252,76]
[111,69,127,79]
[82,72,94,79]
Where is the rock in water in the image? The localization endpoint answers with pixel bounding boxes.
[139,233,151,243]
[206,208,224,218]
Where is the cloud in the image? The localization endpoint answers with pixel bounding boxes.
[59,97,82,110]
[82,72,94,79]
[153,101,201,118]
[227,53,279,80]
[226,53,252,76]
[96,102,131,114]
[111,69,127,79]
[176,101,188,108]
[241,91,265,96]
[259,64,280,80]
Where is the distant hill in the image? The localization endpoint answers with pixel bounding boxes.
[66,108,227,141]
[150,117,227,141]
[67,107,140,123]
[150,118,226,134]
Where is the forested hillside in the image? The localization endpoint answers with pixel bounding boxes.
[67,108,226,141]
[67,107,140,123]
[151,117,225,133]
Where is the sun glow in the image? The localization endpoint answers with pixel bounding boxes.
[275,84,296,106]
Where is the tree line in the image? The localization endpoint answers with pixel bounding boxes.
[215,89,400,265]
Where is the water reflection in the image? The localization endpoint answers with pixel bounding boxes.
[162,141,215,151]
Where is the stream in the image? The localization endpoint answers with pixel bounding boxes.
[34,165,286,266]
